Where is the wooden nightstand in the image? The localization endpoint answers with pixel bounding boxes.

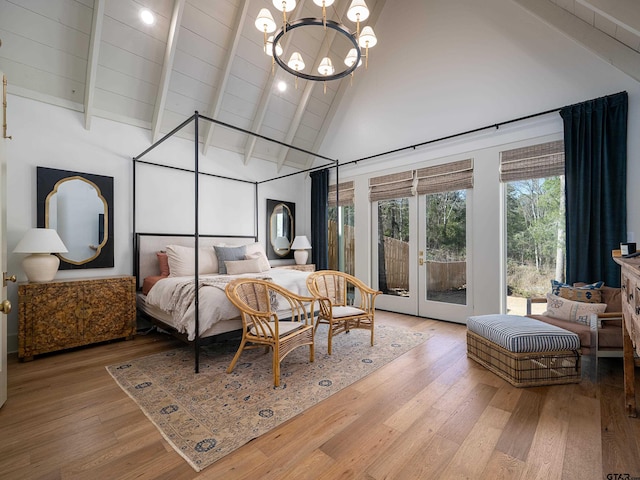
[18,276,136,361]
[276,264,315,272]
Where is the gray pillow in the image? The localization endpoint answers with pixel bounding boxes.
[214,245,247,274]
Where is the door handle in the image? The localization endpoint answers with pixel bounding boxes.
[419,258,424,266]
[3,272,16,287]
[0,299,11,315]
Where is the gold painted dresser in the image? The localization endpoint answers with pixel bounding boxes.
[18,276,136,361]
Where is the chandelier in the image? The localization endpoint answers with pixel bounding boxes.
[255,0,378,88]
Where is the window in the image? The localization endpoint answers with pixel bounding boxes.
[501,141,565,315]
[328,181,354,274]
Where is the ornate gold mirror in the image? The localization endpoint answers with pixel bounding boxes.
[46,176,108,265]
[37,167,114,270]
[266,199,295,260]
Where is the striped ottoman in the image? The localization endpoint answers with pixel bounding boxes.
[466,314,581,387]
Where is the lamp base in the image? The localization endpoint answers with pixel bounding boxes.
[294,249,309,265]
[22,253,61,282]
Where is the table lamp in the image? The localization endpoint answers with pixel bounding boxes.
[290,235,312,265]
[13,228,69,282]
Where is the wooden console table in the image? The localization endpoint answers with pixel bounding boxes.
[18,276,136,361]
[613,256,640,417]
[276,264,315,272]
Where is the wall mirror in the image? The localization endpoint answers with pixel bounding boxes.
[266,199,295,260]
[37,166,114,269]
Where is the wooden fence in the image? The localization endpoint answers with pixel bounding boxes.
[328,221,465,292]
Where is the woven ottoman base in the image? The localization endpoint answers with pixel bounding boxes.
[467,330,581,387]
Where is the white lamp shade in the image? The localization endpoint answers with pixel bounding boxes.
[359,26,377,48]
[14,228,68,283]
[344,48,362,67]
[313,0,335,6]
[347,0,370,22]
[273,236,290,250]
[291,236,311,265]
[288,52,305,71]
[273,0,297,12]
[14,228,68,254]
[264,35,283,56]
[255,8,276,33]
[318,57,335,76]
[291,235,312,250]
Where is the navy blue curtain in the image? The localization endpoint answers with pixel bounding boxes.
[311,169,329,270]
[560,91,627,288]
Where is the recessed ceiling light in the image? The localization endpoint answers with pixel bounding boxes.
[140,9,155,25]
[277,81,287,92]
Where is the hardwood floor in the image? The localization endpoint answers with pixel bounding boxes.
[1,312,639,479]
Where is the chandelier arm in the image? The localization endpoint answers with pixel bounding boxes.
[272,18,361,82]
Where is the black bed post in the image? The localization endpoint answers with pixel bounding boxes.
[254,182,259,242]
[132,156,137,281]
[335,159,340,272]
[194,111,201,374]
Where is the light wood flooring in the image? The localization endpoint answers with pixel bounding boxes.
[1,311,639,479]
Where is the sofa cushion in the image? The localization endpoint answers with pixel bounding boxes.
[528,314,623,350]
[467,314,580,353]
[574,283,622,313]
[544,293,607,325]
[551,279,603,295]
[558,286,602,303]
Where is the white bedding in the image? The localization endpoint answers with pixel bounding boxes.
[145,268,312,340]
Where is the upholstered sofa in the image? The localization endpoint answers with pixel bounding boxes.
[526,283,623,355]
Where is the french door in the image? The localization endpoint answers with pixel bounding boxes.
[373,190,472,324]
[1,72,9,407]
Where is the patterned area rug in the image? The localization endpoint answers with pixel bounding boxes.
[106,324,430,472]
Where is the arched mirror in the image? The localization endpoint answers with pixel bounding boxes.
[47,177,107,264]
[37,167,114,269]
[266,199,295,260]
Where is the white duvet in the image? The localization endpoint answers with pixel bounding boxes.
[145,268,312,340]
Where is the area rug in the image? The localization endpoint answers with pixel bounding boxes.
[106,324,430,471]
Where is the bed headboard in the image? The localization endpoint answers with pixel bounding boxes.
[135,233,257,289]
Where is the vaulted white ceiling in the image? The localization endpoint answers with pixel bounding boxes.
[1,0,638,171]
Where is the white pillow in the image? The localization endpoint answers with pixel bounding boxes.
[165,245,218,277]
[544,293,607,325]
[244,243,271,271]
[225,258,264,275]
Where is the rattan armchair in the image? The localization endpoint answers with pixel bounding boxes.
[225,278,316,387]
[306,270,382,355]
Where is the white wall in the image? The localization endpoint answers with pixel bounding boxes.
[4,96,308,352]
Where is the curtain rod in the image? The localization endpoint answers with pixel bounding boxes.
[339,107,560,167]
[339,90,627,168]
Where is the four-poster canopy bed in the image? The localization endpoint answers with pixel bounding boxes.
[132,112,337,373]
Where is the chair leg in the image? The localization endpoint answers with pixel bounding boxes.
[227,338,247,374]
[370,321,375,346]
[273,349,280,387]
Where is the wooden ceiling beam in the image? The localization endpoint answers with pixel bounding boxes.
[303,0,387,170]
[513,0,640,82]
[151,0,185,143]
[202,0,249,156]
[244,0,309,166]
[577,0,640,37]
[275,1,350,172]
[83,0,104,130]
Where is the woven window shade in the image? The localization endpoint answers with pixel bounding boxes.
[329,181,355,207]
[416,159,473,195]
[369,170,415,202]
[500,140,564,182]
